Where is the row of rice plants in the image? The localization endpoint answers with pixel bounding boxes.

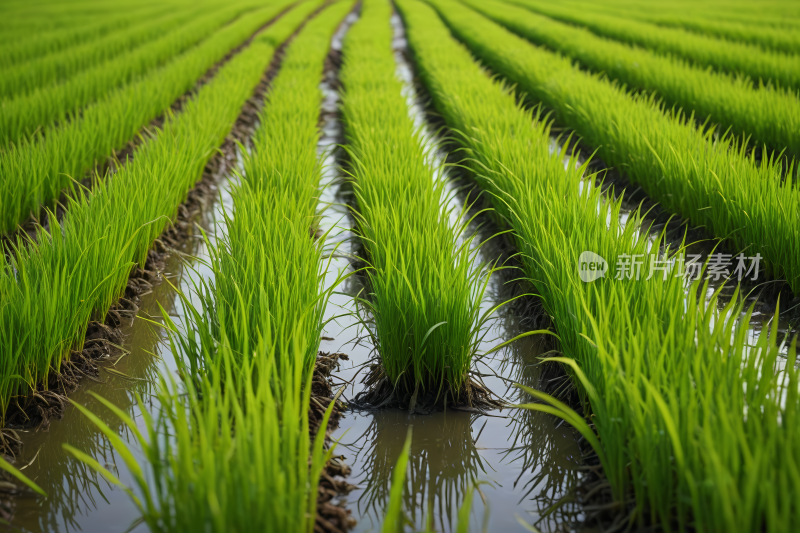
[570,0,800,31]
[555,0,800,54]
[0,0,322,423]
[0,1,267,147]
[0,2,174,66]
[425,0,800,294]
[463,0,800,160]
[0,0,167,47]
[0,0,296,236]
[340,0,492,406]
[580,0,800,27]
[0,2,218,100]
[397,0,800,530]
[61,5,358,530]
[508,0,800,92]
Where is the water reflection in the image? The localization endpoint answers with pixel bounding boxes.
[350,410,483,532]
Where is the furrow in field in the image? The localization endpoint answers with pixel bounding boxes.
[0,1,264,147]
[397,0,799,531]
[464,0,800,161]
[506,0,800,92]
[340,0,492,408]
[425,0,800,295]
[0,0,297,238]
[0,5,216,100]
[60,2,359,530]
[0,0,323,426]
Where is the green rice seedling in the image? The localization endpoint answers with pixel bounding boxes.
[214,0,355,375]
[0,1,168,47]
[0,2,177,68]
[65,317,336,532]
[341,0,495,405]
[61,5,356,529]
[0,4,218,99]
[569,0,800,27]
[381,428,413,533]
[550,0,800,54]
[0,0,322,422]
[0,0,296,236]
[464,0,800,160]
[425,0,800,295]
[0,1,265,147]
[507,0,800,92]
[397,0,800,530]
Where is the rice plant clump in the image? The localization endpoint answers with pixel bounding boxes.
[341,0,496,408]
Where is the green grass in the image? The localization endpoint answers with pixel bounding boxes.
[0,3,217,99]
[0,2,175,66]
[0,0,319,423]
[565,0,800,28]
[66,320,334,532]
[549,0,800,54]
[464,0,800,160]
[397,0,800,530]
[425,0,800,295]
[0,1,263,147]
[341,0,493,402]
[508,0,800,92]
[0,0,295,236]
[62,3,356,529]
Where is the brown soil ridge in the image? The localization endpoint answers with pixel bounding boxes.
[310,352,357,533]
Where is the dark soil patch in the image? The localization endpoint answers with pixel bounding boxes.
[352,363,505,414]
[310,351,357,533]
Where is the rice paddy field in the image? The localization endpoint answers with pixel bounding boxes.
[0,0,798,531]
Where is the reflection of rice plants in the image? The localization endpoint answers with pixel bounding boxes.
[351,410,485,532]
[487,271,584,530]
[503,357,583,530]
